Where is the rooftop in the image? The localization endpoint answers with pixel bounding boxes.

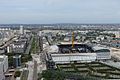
[0,55,7,62]
[93,45,110,52]
[0,58,4,62]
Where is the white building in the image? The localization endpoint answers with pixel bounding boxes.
[51,53,96,64]
[12,40,26,53]
[39,31,42,36]
[93,46,111,60]
[0,55,8,80]
[64,37,71,42]
[20,26,24,35]
[47,45,58,53]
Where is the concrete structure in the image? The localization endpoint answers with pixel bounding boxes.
[0,55,8,80]
[0,49,5,54]
[51,53,96,63]
[0,62,4,80]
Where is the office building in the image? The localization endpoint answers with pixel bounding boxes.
[13,55,21,68]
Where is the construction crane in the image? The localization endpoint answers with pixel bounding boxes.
[72,32,74,48]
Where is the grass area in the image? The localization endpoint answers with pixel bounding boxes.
[30,36,36,53]
[41,69,99,80]
[21,54,32,63]
[30,35,40,54]
[56,62,120,79]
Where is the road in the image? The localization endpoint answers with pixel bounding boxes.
[27,53,46,80]
[27,61,34,80]
[25,36,33,54]
[27,34,47,80]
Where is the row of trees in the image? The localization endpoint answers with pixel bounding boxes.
[40,70,99,80]
[30,35,40,54]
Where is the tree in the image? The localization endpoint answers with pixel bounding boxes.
[8,56,13,67]
[41,70,65,80]
[14,71,21,78]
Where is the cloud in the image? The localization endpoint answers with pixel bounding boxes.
[0,0,120,23]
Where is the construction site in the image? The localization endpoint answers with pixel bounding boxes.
[42,32,120,79]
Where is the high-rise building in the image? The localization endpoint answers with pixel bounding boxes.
[0,55,8,80]
[13,55,21,68]
[20,25,24,35]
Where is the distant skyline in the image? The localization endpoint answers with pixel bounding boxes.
[0,0,120,24]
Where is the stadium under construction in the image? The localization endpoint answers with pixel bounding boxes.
[45,42,120,79]
[46,42,111,67]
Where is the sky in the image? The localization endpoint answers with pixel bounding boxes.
[0,0,120,24]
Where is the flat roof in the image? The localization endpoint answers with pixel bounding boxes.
[93,46,109,51]
[51,53,96,57]
[59,42,82,45]
[0,58,4,62]
[13,55,21,58]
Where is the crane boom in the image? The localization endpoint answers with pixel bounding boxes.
[72,32,74,48]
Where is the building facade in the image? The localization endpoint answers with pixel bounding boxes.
[0,55,8,80]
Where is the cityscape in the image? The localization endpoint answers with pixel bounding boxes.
[1,0,120,80]
[0,24,120,80]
